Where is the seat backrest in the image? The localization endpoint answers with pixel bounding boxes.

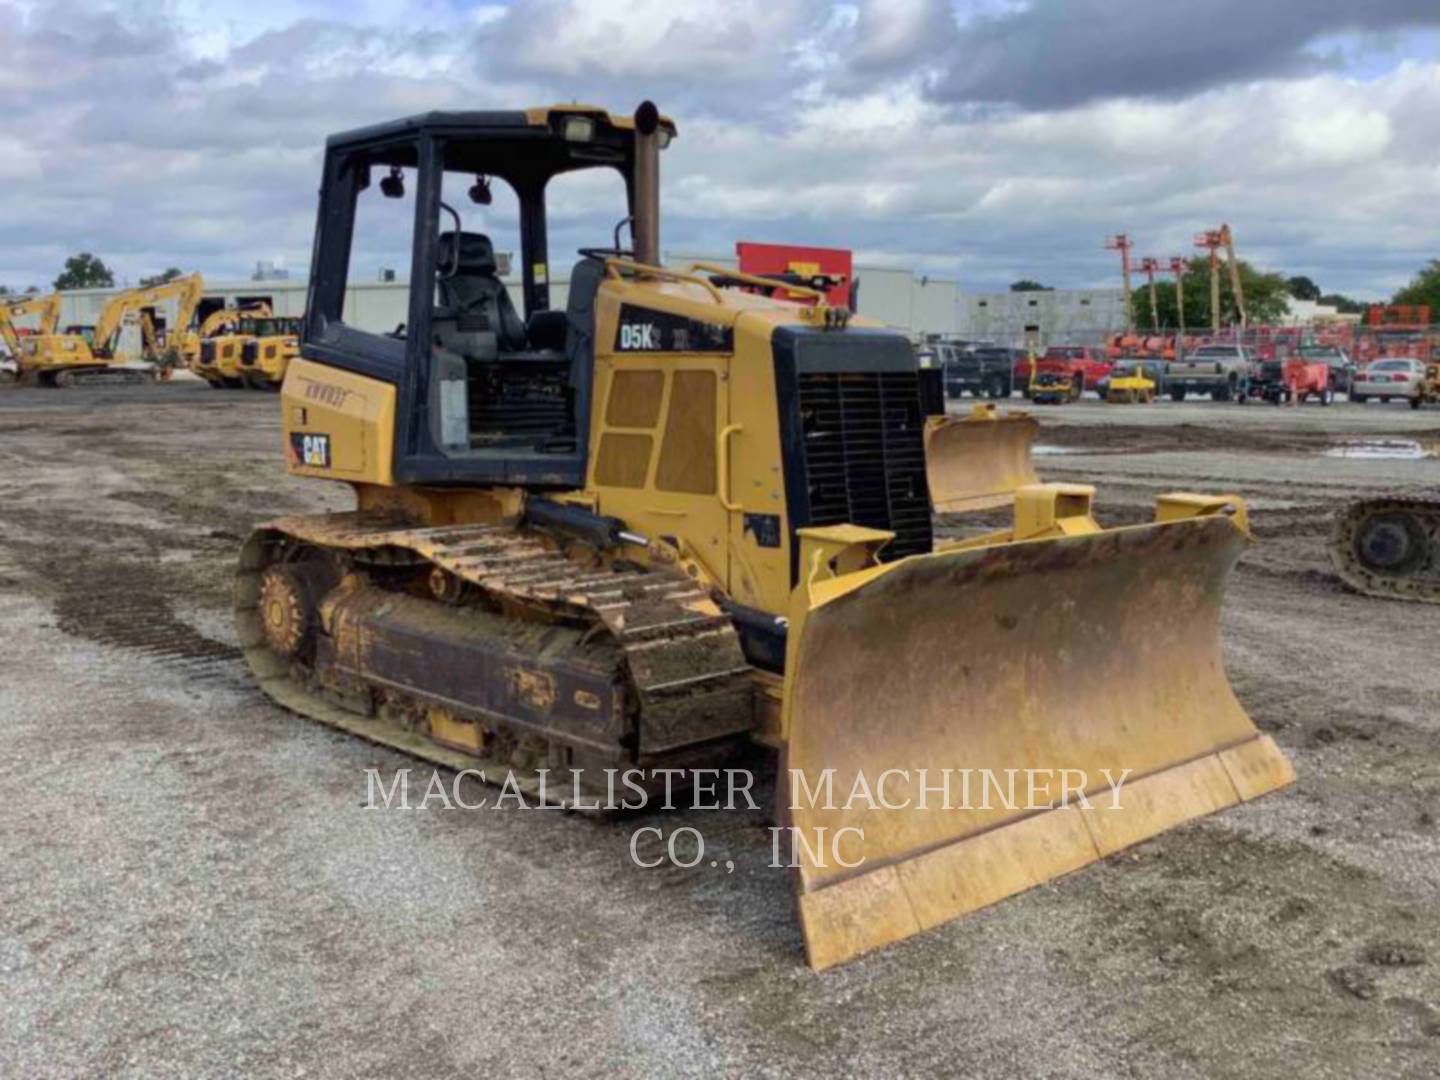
[562,256,607,450]
[434,231,526,355]
[565,257,605,381]
[526,310,569,352]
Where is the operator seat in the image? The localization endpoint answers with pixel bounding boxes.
[559,255,607,449]
[433,232,526,358]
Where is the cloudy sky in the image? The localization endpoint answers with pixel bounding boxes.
[2,0,1439,297]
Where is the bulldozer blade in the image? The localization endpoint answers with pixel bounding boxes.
[924,411,1040,513]
[782,514,1292,971]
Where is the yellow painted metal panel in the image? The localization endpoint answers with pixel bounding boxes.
[783,513,1294,970]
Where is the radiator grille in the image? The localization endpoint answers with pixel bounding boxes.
[796,371,933,561]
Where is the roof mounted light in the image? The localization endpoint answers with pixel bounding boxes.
[379,166,405,199]
[562,115,596,142]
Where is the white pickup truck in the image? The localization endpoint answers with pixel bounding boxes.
[1166,343,1257,402]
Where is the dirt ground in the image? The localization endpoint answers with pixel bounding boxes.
[1,381,1438,1078]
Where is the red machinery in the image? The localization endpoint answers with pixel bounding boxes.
[1271,359,1332,405]
[1355,306,1435,366]
[1030,345,1112,398]
[735,242,853,308]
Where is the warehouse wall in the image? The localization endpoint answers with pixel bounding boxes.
[49,256,959,339]
[956,288,1126,347]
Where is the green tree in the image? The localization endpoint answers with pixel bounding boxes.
[1130,256,1291,330]
[1286,275,1321,301]
[140,267,184,288]
[1009,280,1051,292]
[1392,259,1440,314]
[53,252,115,291]
[1318,292,1366,315]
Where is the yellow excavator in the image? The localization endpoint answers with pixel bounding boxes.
[21,273,203,386]
[188,302,272,387]
[236,103,1292,970]
[1,292,62,379]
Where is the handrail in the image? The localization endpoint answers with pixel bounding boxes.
[603,258,726,305]
[688,263,828,305]
[718,424,744,511]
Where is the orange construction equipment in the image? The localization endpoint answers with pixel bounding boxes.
[1354,306,1435,367]
[1138,256,1162,333]
[1168,256,1188,330]
[1194,225,1247,331]
[1105,234,1135,332]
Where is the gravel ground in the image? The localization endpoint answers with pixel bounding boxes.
[1,383,1438,1078]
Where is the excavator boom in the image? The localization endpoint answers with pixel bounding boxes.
[92,272,204,356]
[1,293,61,355]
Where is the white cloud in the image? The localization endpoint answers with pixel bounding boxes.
[0,0,1438,301]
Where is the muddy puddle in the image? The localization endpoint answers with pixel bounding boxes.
[1323,439,1438,460]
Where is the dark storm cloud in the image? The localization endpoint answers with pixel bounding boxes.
[913,0,1440,110]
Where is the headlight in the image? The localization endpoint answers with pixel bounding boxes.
[562,116,595,142]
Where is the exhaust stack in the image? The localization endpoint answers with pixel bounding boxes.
[633,101,661,266]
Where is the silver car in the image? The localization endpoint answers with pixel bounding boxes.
[1351,358,1425,403]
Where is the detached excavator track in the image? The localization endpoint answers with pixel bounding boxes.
[235,513,756,806]
[1329,495,1440,604]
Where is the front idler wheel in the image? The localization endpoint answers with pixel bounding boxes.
[258,564,324,659]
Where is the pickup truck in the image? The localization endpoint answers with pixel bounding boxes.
[1166,343,1257,402]
[943,343,1020,399]
[1027,346,1112,399]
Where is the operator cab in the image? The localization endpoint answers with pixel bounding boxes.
[303,105,676,487]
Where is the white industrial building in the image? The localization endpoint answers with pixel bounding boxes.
[50,253,960,341]
[956,288,1127,347]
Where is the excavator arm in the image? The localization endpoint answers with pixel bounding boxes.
[92,273,205,355]
[1,293,61,355]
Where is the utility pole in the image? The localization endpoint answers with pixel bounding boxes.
[1105,235,1134,334]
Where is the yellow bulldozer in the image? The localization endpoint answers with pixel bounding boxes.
[188,305,301,390]
[21,273,204,386]
[188,302,272,387]
[234,313,302,390]
[236,103,1292,970]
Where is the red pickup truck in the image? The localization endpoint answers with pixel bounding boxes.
[1020,346,1113,399]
